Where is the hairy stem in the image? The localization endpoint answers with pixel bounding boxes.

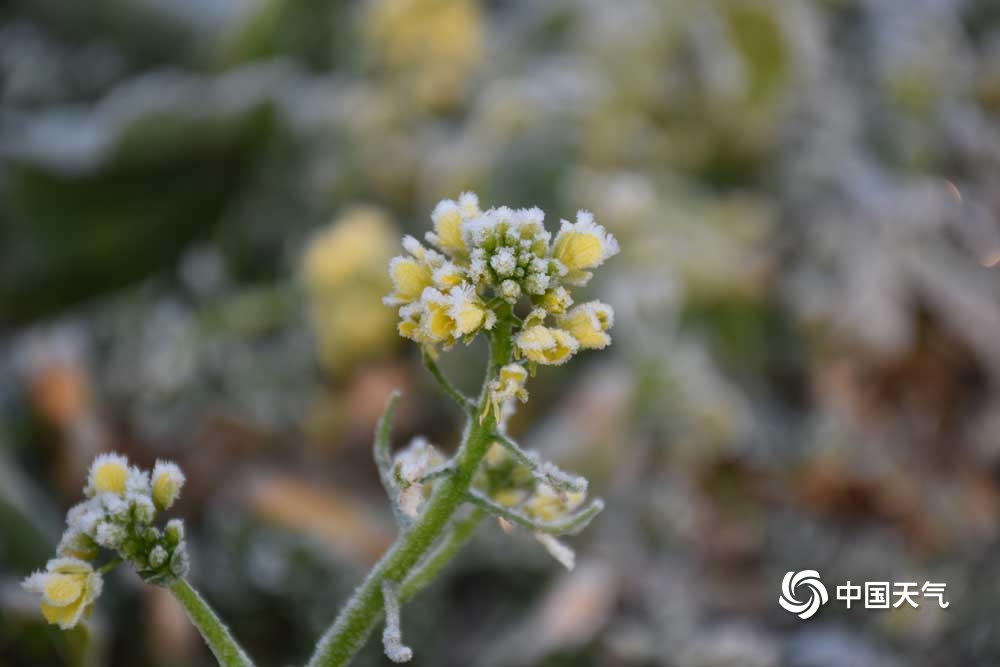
[399,508,484,602]
[373,391,409,527]
[466,489,605,536]
[169,579,254,667]
[422,349,474,413]
[307,310,512,667]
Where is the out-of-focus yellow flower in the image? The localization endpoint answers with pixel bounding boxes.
[86,453,129,496]
[552,211,620,285]
[366,0,484,110]
[303,207,397,290]
[22,558,103,630]
[559,301,614,350]
[304,206,401,374]
[515,326,578,366]
[524,485,586,523]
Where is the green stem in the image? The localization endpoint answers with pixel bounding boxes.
[373,391,409,527]
[307,310,513,667]
[422,348,474,413]
[466,489,604,536]
[399,509,484,602]
[490,431,588,493]
[98,558,122,575]
[169,578,254,667]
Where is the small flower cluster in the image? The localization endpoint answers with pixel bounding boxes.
[477,442,591,570]
[385,192,618,411]
[392,437,447,519]
[22,453,189,629]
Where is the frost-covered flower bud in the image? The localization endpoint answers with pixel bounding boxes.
[99,493,130,521]
[151,461,185,510]
[490,247,517,277]
[515,325,578,366]
[499,279,521,303]
[485,364,529,423]
[131,495,156,525]
[94,521,126,549]
[85,453,130,497]
[559,301,614,350]
[126,466,151,495]
[57,529,99,561]
[523,272,550,295]
[551,211,619,285]
[393,437,445,518]
[539,286,573,315]
[169,547,190,578]
[165,519,185,547]
[148,545,168,569]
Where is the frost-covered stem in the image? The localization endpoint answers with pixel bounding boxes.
[381,582,412,662]
[399,508,484,602]
[307,309,513,667]
[169,579,254,667]
[490,431,588,494]
[374,391,409,527]
[422,348,474,413]
[414,461,457,485]
[466,489,605,536]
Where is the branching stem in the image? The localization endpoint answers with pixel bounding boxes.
[490,431,588,494]
[422,349,475,413]
[465,489,604,536]
[306,308,513,667]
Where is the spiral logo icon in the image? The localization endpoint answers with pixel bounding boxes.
[779,570,828,619]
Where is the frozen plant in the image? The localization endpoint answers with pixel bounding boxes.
[23,193,617,667]
[20,454,250,660]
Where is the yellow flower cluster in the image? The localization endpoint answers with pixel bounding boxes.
[385,193,617,418]
[385,192,617,358]
[476,442,594,571]
[23,453,189,629]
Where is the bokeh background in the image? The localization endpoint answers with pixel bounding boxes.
[3,0,1000,665]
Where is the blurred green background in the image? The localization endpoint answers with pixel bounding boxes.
[3,0,1000,665]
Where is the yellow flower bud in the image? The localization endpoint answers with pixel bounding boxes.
[86,453,129,497]
[430,200,466,254]
[551,211,619,284]
[386,256,433,305]
[484,363,529,422]
[515,326,579,366]
[432,262,465,289]
[57,531,99,561]
[151,461,186,510]
[420,285,486,344]
[539,286,573,315]
[559,301,614,350]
